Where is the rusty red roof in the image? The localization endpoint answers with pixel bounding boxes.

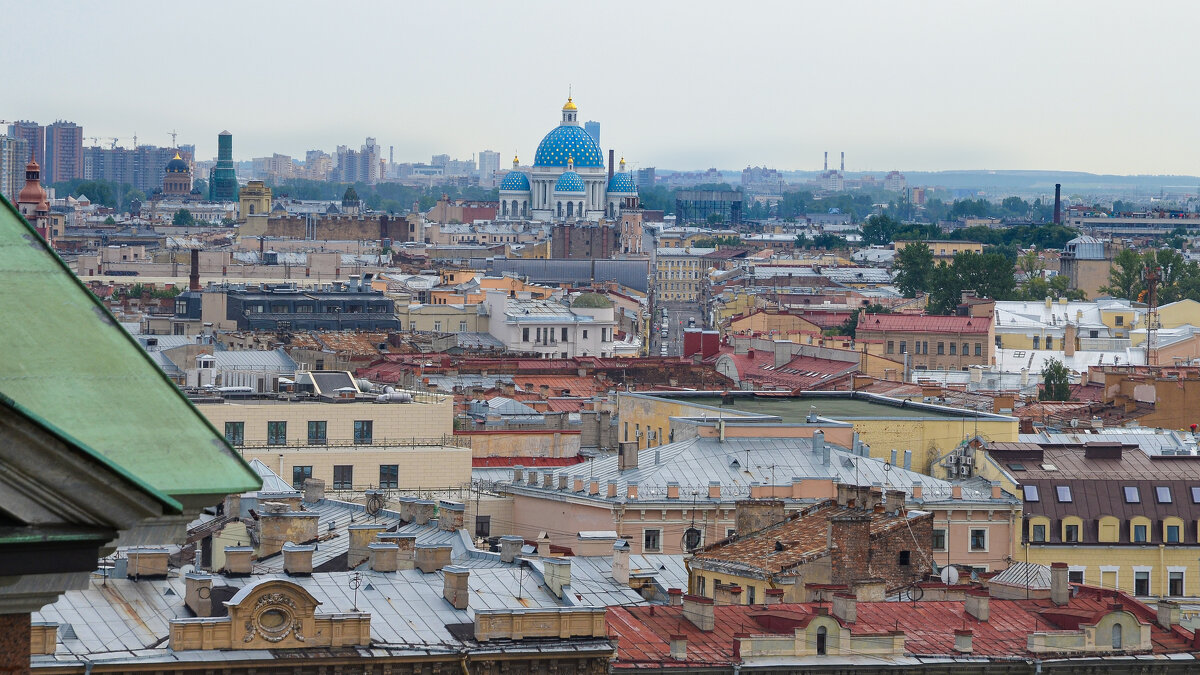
[608,585,1196,667]
[857,313,991,334]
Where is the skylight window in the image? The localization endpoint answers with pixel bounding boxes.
[1056,485,1072,502]
[1156,486,1172,503]
[1124,486,1140,503]
[1024,485,1039,502]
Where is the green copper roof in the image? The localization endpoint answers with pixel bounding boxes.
[0,195,261,501]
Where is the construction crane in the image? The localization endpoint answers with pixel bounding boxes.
[169,129,178,148]
[1144,264,1162,368]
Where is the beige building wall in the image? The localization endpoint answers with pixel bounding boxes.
[459,430,581,458]
[198,398,454,446]
[395,302,488,333]
[242,444,472,492]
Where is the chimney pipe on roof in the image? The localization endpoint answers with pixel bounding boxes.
[189,248,201,291]
[824,151,828,171]
[1053,183,1062,225]
[840,151,845,172]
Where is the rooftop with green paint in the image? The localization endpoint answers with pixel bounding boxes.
[0,194,261,511]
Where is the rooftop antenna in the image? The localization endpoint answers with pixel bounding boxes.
[169,129,178,148]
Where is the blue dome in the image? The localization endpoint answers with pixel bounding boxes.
[499,171,530,191]
[534,125,605,168]
[607,172,636,194]
[554,171,585,193]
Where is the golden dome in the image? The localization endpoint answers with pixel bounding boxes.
[562,97,577,111]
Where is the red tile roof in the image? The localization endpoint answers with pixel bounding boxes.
[856,313,991,334]
[608,585,1196,667]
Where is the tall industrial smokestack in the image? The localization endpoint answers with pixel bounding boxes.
[609,149,615,180]
[840,152,845,172]
[1053,183,1062,225]
[824,152,828,171]
[189,248,201,291]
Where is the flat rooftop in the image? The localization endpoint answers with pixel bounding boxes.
[648,391,1007,422]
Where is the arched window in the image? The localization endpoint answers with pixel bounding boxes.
[567,202,574,217]
[816,626,828,655]
[1112,622,1123,649]
[511,199,518,216]
[578,201,584,217]
[557,202,563,218]
[501,201,508,216]
[248,204,256,215]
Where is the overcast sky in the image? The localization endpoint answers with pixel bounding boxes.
[5,1,1197,175]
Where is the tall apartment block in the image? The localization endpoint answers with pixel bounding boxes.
[208,131,237,201]
[45,121,84,184]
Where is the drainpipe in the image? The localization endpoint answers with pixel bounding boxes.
[1160,544,1166,596]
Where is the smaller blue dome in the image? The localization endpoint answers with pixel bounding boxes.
[499,171,530,192]
[607,172,636,194]
[554,171,585,193]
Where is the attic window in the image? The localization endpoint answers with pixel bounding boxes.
[1056,485,1072,502]
[1024,485,1039,502]
[1156,486,1173,504]
[729,458,740,469]
[1007,463,1026,471]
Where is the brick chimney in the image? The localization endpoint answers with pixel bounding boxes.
[439,501,465,531]
[618,441,639,470]
[302,477,325,503]
[965,588,990,621]
[499,535,524,563]
[682,594,715,631]
[543,557,572,598]
[184,573,214,617]
[377,533,416,569]
[126,547,169,579]
[368,542,399,572]
[443,565,470,609]
[413,500,436,525]
[612,540,630,584]
[1158,600,1182,629]
[764,588,785,605]
[1050,562,1069,606]
[669,634,687,660]
[829,512,872,585]
[667,588,684,606]
[348,523,388,568]
[734,499,785,536]
[282,542,314,576]
[954,628,973,653]
[832,592,857,623]
[224,546,253,576]
[416,543,452,573]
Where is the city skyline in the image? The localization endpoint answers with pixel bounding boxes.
[4,1,1199,175]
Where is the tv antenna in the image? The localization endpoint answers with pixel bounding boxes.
[169,129,178,147]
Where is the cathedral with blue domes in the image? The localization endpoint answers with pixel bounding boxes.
[499,97,638,222]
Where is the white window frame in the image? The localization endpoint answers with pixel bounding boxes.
[1132,566,1153,596]
[968,527,988,552]
[1099,565,1120,590]
[642,528,662,553]
[1068,565,1087,584]
[1168,566,1187,597]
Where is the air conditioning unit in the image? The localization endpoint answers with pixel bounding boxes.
[962,456,974,467]
[635,429,642,438]
[959,466,972,477]
[946,455,959,466]
[647,431,657,440]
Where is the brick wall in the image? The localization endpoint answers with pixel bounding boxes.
[831,511,933,591]
[0,612,30,675]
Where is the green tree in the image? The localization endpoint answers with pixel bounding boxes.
[706,213,725,225]
[103,215,116,225]
[1099,248,1144,300]
[925,251,1018,314]
[1039,358,1072,401]
[172,208,195,226]
[860,213,900,246]
[893,241,934,297]
[835,304,890,339]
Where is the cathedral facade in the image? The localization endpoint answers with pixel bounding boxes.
[499,98,637,223]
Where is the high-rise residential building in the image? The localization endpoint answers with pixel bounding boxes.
[635,167,656,189]
[7,121,43,164]
[0,135,31,201]
[44,121,84,185]
[304,150,332,180]
[884,170,907,192]
[209,131,237,201]
[584,120,600,146]
[477,150,501,187]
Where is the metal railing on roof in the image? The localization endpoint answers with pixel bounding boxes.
[231,434,468,450]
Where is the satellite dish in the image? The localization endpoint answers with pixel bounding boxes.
[940,566,960,585]
[1070,418,1079,428]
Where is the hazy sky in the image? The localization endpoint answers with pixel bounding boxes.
[6,1,1198,174]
